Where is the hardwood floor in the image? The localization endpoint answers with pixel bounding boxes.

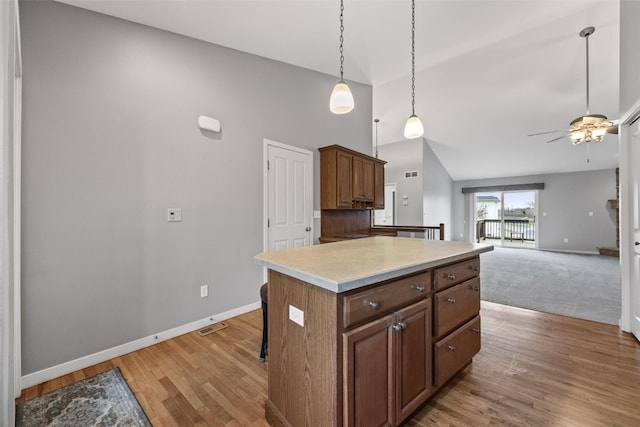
[16,302,640,426]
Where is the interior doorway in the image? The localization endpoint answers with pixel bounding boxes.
[474,190,537,248]
[374,183,396,225]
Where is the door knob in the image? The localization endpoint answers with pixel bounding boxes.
[635,241,640,246]
[305,227,312,232]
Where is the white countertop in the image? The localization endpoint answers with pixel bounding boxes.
[255,236,493,293]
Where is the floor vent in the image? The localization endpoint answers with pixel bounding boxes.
[198,321,229,336]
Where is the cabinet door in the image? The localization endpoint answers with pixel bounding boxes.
[343,314,395,427]
[374,162,385,209]
[363,159,375,200]
[337,151,353,208]
[394,298,433,424]
[352,156,375,201]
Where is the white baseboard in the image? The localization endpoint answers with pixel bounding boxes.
[21,301,261,389]
[538,248,599,255]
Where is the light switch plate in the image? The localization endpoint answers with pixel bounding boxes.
[168,208,182,222]
[289,305,304,327]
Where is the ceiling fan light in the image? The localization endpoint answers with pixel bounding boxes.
[330,81,354,114]
[404,114,424,139]
[570,130,586,145]
[592,127,608,141]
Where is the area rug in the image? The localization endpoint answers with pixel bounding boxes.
[480,247,621,325]
[16,367,151,426]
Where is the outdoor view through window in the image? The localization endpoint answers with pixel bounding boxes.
[475,191,536,248]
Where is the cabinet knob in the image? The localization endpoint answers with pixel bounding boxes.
[472,327,480,333]
[472,286,479,292]
[446,274,456,280]
[470,265,479,272]
[368,301,379,310]
[414,285,425,293]
[447,344,456,352]
[447,297,456,304]
[393,321,407,332]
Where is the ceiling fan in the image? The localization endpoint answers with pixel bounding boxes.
[529,26,618,146]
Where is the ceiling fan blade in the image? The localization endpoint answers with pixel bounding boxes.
[546,134,569,143]
[528,130,565,137]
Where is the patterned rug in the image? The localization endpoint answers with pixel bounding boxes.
[16,367,151,426]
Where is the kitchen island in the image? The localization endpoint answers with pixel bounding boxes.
[255,236,493,426]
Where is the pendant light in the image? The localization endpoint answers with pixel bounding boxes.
[404,0,424,139]
[329,0,354,114]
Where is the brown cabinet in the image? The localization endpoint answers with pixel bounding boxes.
[320,145,386,210]
[433,258,482,387]
[264,253,485,427]
[343,298,432,427]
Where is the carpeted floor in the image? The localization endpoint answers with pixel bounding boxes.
[16,367,151,427]
[480,246,621,325]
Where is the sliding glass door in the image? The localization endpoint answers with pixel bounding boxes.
[474,191,537,248]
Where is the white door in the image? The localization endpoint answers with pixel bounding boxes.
[630,119,640,340]
[264,139,313,252]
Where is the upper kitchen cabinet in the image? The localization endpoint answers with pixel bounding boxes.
[320,145,386,210]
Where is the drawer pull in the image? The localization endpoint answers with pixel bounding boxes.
[414,285,425,293]
[447,344,456,352]
[472,327,480,333]
[473,286,479,292]
[447,297,456,304]
[393,321,407,332]
[446,274,456,280]
[368,301,379,310]
[470,265,479,272]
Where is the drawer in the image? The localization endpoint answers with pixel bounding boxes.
[434,277,480,338]
[434,316,481,386]
[343,271,431,329]
[433,257,480,291]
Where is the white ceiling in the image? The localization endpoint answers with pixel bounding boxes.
[55,0,621,181]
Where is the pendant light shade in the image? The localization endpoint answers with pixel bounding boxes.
[330,81,354,114]
[404,0,424,138]
[404,114,424,139]
[330,0,354,114]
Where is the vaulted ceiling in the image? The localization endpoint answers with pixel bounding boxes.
[55,0,621,181]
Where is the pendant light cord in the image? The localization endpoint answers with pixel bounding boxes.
[410,0,416,116]
[339,0,345,81]
[585,31,590,114]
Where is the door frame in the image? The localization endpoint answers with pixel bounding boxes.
[619,96,640,334]
[262,138,314,254]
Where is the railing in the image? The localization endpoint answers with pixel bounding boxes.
[476,219,535,243]
[371,223,445,240]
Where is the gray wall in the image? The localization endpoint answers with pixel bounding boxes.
[452,169,618,253]
[423,141,453,239]
[20,0,372,374]
[620,0,640,113]
[376,139,453,236]
[377,140,423,225]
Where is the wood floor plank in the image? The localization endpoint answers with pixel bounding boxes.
[16,301,640,426]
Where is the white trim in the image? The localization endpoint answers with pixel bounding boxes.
[537,248,600,256]
[21,301,261,389]
[618,98,640,333]
[13,0,21,397]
